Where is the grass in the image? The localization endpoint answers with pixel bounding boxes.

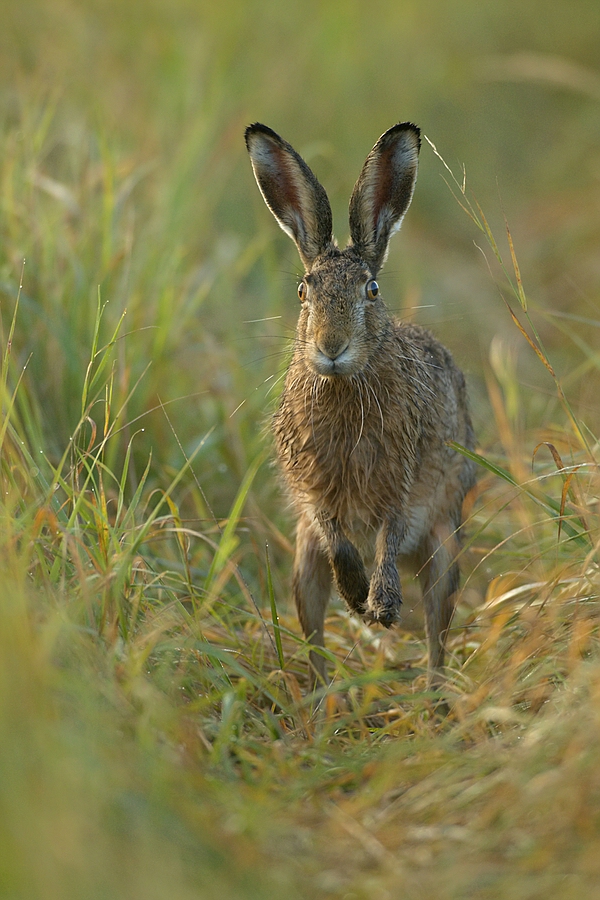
[1,1,600,897]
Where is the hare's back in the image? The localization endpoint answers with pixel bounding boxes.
[385,321,475,546]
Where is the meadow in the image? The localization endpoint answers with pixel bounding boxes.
[1,1,600,897]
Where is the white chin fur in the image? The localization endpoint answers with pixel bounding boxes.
[309,350,360,377]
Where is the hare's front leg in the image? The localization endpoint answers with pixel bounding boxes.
[317,515,370,616]
[293,514,334,686]
[364,518,404,628]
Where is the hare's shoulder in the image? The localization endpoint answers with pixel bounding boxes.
[391,320,455,366]
[390,320,468,402]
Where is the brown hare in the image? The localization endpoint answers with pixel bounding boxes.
[245,122,476,688]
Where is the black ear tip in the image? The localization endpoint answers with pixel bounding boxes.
[393,121,421,149]
[406,122,421,143]
[245,122,264,148]
[245,122,282,149]
[373,122,421,153]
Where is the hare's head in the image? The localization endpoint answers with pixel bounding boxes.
[245,122,420,377]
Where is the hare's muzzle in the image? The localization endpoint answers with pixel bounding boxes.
[310,337,356,376]
[319,335,350,360]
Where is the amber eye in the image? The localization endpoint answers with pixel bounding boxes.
[366,279,379,300]
[297,281,307,302]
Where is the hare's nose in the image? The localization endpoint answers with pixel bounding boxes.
[318,338,350,360]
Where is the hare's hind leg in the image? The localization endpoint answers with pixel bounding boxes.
[293,514,333,687]
[420,524,460,688]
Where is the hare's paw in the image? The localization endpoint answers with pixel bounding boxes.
[364,576,402,628]
[335,568,369,616]
[332,546,369,615]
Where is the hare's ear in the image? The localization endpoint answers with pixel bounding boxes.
[245,123,333,268]
[348,123,420,274]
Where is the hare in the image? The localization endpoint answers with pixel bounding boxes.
[245,122,476,688]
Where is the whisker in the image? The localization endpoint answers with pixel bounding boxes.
[350,374,366,455]
[310,374,318,445]
[243,351,294,368]
[395,353,443,371]
[243,315,283,323]
[265,370,288,398]
[363,370,385,440]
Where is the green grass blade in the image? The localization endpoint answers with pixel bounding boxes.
[204,450,266,595]
[265,542,285,671]
[449,441,591,546]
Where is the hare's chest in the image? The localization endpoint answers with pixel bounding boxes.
[275,384,418,517]
[290,427,412,519]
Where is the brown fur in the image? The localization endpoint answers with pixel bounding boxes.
[246,122,476,688]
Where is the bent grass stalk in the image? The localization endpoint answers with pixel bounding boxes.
[426,133,594,459]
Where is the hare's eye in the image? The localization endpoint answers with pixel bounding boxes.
[366,279,379,300]
[297,281,307,302]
